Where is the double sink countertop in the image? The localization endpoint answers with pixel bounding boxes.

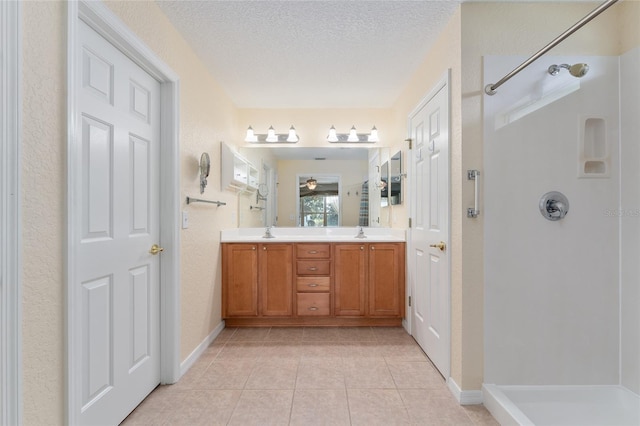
[220,227,406,243]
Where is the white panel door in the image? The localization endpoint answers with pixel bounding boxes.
[409,80,450,378]
[73,20,161,425]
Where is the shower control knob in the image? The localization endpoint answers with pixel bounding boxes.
[539,191,569,221]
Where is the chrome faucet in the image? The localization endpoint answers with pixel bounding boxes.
[263,226,275,238]
[355,227,367,239]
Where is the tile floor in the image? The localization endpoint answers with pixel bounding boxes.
[122,327,499,425]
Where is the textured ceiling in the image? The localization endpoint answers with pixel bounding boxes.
[156,0,462,108]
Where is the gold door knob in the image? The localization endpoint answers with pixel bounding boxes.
[149,244,164,255]
[429,241,446,251]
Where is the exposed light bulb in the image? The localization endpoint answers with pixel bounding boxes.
[368,125,379,142]
[245,126,258,142]
[287,125,299,142]
[347,125,359,142]
[327,125,338,142]
[265,126,278,142]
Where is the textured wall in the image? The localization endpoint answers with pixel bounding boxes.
[21,2,67,423]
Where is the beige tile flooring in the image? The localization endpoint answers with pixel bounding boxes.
[122,327,498,426]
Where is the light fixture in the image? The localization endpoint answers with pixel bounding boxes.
[306,178,317,190]
[244,125,299,143]
[265,126,277,142]
[287,126,299,142]
[368,126,379,142]
[245,126,258,142]
[327,125,339,142]
[347,125,359,142]
[326,125,379,143]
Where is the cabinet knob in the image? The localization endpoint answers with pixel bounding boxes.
[360,246,364,250]
[263,246,266,251]
[371,246,375,250]
[252,246,256,250]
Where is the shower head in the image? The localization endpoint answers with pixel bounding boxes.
[548,63,589,78]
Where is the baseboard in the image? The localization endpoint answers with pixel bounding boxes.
[447,377,483,405]
[179,320,225,377]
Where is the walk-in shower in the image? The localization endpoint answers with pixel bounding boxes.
[482,49,640,426]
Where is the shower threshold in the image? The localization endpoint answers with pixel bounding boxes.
[483,384,640,426]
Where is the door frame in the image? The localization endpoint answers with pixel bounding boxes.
[1,1,22,424]
[66,1,181,423]
[406,70,452,378]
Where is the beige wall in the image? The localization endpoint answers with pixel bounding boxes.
[21,1,239,423]
[620,0,640,54]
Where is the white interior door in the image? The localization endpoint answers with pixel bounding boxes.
[409,77,450,379]
[71,20,161,425]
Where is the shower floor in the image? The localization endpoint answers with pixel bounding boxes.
[483,384,640,426]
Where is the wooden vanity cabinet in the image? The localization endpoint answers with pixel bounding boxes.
[221,243,258,317]
[295,243,331,316]
[368,243,405,317]
[334,243,367,316]
[222,241,405,325]
[260,244,293,316]
[222,243,293,318]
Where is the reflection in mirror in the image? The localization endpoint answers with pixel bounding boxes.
[390,151,402,205]
[380,161,389,207]
[238,147,389,228]
[298,175,340,227]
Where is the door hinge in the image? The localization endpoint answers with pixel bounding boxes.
[408,218,412,228]
[408,296,412,307]
[405,138,412,149]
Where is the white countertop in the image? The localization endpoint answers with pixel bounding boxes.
[221,227,405,242]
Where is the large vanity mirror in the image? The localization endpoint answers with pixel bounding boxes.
[238,146,389,228]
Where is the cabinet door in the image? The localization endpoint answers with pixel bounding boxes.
[369,243,405,317]
[334,244,367,316]
[259,244,293,316]
[222,244,258,317]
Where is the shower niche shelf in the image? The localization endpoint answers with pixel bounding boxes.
[578,116,609,178]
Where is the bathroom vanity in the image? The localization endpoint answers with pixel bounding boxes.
[221,228,405,326]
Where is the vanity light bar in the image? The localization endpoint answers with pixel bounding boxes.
[327,125,379,143]
[245,125,299,143]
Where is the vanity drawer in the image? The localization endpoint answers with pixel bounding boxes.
[297,260,331,275]
[297,293,330,316]
[296,244,331,259]
[296,276,330,292]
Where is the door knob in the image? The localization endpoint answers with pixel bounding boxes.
[429,241,446,251]
[149,244,164,255]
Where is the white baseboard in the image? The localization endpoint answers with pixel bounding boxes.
[179,320,226,377]
[447,377,483,405]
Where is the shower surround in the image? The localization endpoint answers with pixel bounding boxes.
[482,51,640,425]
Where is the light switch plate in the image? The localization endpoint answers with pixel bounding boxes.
[182,211,189,229]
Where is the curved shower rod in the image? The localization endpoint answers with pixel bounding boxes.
[485,0,619,96]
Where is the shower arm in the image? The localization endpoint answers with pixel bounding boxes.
[484,0,619,96]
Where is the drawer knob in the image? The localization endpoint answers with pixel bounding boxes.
[308,250,318,254]
[308,283,319,287]
[308,306,318,311]
[307,267,318,271]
